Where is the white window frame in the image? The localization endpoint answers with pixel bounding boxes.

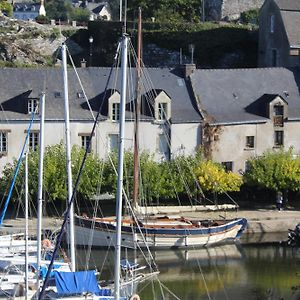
[29,132,39,151]
[28,98,39,114]
[81,135,92,153]
[0,132,8,154]
[108,133,119,152]
[154,91,171,122]
[111,102,120,121]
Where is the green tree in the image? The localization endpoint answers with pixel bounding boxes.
[127,0,201,22]
[69,7,90,23]
[0,1,13,17]
[0,143,103,204]
[244,148,300,192]
[195,160,242,194]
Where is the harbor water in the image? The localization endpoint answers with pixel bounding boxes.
[75,233,300,300]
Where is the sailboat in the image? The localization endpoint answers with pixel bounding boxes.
[74,10,248,249]
[37,38,155,299]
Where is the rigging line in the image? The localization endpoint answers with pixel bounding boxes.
[66,47,96,121]
[157,280,182,300]
[0,107,37,225]
[212,259,230,300]
[122,192,158,270]
[38,43,122,300]
[195,254,212,300]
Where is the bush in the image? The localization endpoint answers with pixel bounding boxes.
[240,9,259,25]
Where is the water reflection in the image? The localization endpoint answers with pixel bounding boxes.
[76,242,300,300]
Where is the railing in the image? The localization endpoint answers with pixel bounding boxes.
[273,115,284,127]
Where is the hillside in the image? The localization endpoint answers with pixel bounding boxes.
[0,16,258,69]
[0,15,82,67]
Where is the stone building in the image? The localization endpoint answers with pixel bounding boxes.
[258,0,300,67]
[205,0,264,21]
[189,67,300,173]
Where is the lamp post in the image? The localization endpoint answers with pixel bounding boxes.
[188,43,195,64]
[89,36,93,67]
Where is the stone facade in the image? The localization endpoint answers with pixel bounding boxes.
[205,0,264,21]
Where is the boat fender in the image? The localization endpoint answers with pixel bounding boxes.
[130,294,140,300]
[42,238,52,249]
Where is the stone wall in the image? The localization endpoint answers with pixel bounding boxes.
[205,0,264,21]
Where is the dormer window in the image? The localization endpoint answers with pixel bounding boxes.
[111,102,120,121]
[158,102,168,120]
[28,98,39,114]
[274,104,283,116]
[154,91,171,122]
[108,91,121,122]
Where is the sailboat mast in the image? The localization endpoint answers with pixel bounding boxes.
[114,33,128,300]
[25,152,29,300]
[62,44,76,272]
[36,92,45,289]
[133,7,142,208]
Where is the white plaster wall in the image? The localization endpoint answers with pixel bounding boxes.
[0,119,180,173]
[211,121,300,173]
[171,123,201,157]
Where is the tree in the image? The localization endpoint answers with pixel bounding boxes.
[244,148,300,192]
[0,1,13,17]
[0,143,103,205]
[126,0,201,22]
[69,7,90,23]
[195,160,242,194]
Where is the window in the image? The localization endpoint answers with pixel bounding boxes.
[81,136,92,153]
[54,92,62,98]
[157,102,168,121]
[29,132,39,151]
[270,14,275,33]
[111,103,120,121]
[157,133,169,160]
[271,49,277,67]
[222,161,233,172]
[246,136,255,148]
[0,132,7,153]
[274,104,283,116]
[274,130,283,146]
[108,134,118,151]
[28,98,39,114]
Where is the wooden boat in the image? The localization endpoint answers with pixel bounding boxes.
[75,214,247,249]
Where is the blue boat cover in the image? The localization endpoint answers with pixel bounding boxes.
[54,270,110,295]
[120,259,139,270]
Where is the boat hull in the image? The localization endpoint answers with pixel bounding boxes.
[74,216,247,249]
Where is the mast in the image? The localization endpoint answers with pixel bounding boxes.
[36,92,45,289]
[25,152,29,300]
[114,33,128,300]
[133,7,142,208]
[62,44,76,272]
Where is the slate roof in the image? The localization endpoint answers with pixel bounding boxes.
[13,3,40,12]
[273,0,300,47]
[0,67,201,124]
[274,0,300,11]
[190,67,300,125]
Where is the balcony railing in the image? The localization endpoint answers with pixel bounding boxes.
[273,115,284,127]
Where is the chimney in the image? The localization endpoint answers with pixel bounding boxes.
[81,58,87,68]
[182,63,196,79]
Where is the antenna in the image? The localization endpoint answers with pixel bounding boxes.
[123,0,127,32]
